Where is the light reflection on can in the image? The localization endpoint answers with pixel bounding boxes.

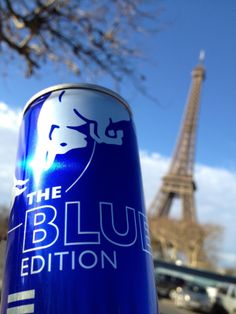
[1,84,158,314]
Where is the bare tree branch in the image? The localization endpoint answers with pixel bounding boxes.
[0,0,162,81]
[149,216,223,270]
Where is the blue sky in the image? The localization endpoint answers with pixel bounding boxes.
[1,0,236,267]
[3,0,235,167]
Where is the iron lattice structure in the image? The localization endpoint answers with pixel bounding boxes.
[149,56,205,222]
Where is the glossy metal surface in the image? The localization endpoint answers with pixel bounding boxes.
[1,86,157,313]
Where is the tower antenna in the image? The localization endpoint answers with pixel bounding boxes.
[199,50,205,64]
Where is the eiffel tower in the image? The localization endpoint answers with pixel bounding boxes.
[149,52,205,222]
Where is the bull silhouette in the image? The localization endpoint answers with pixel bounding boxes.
[31,89,130,181]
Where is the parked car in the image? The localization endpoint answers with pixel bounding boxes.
[156,273,185,298]
[174,282,212,313]
[214,284,236,314]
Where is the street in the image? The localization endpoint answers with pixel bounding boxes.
[159,298,194,314]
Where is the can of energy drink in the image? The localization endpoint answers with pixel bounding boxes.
[1,84,158,314]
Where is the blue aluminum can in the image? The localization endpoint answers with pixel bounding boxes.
[1,84,158,314]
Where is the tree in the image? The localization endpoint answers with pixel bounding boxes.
[149,216,223,270]
[0,0,161,82]
[0,206,8,241]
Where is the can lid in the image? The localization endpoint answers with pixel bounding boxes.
[23,83,132,116]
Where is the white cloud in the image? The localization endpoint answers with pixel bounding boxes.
[196,165,236,227]
[0,102,21,131]
[139,151,169,206]
[0,102,21,207]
